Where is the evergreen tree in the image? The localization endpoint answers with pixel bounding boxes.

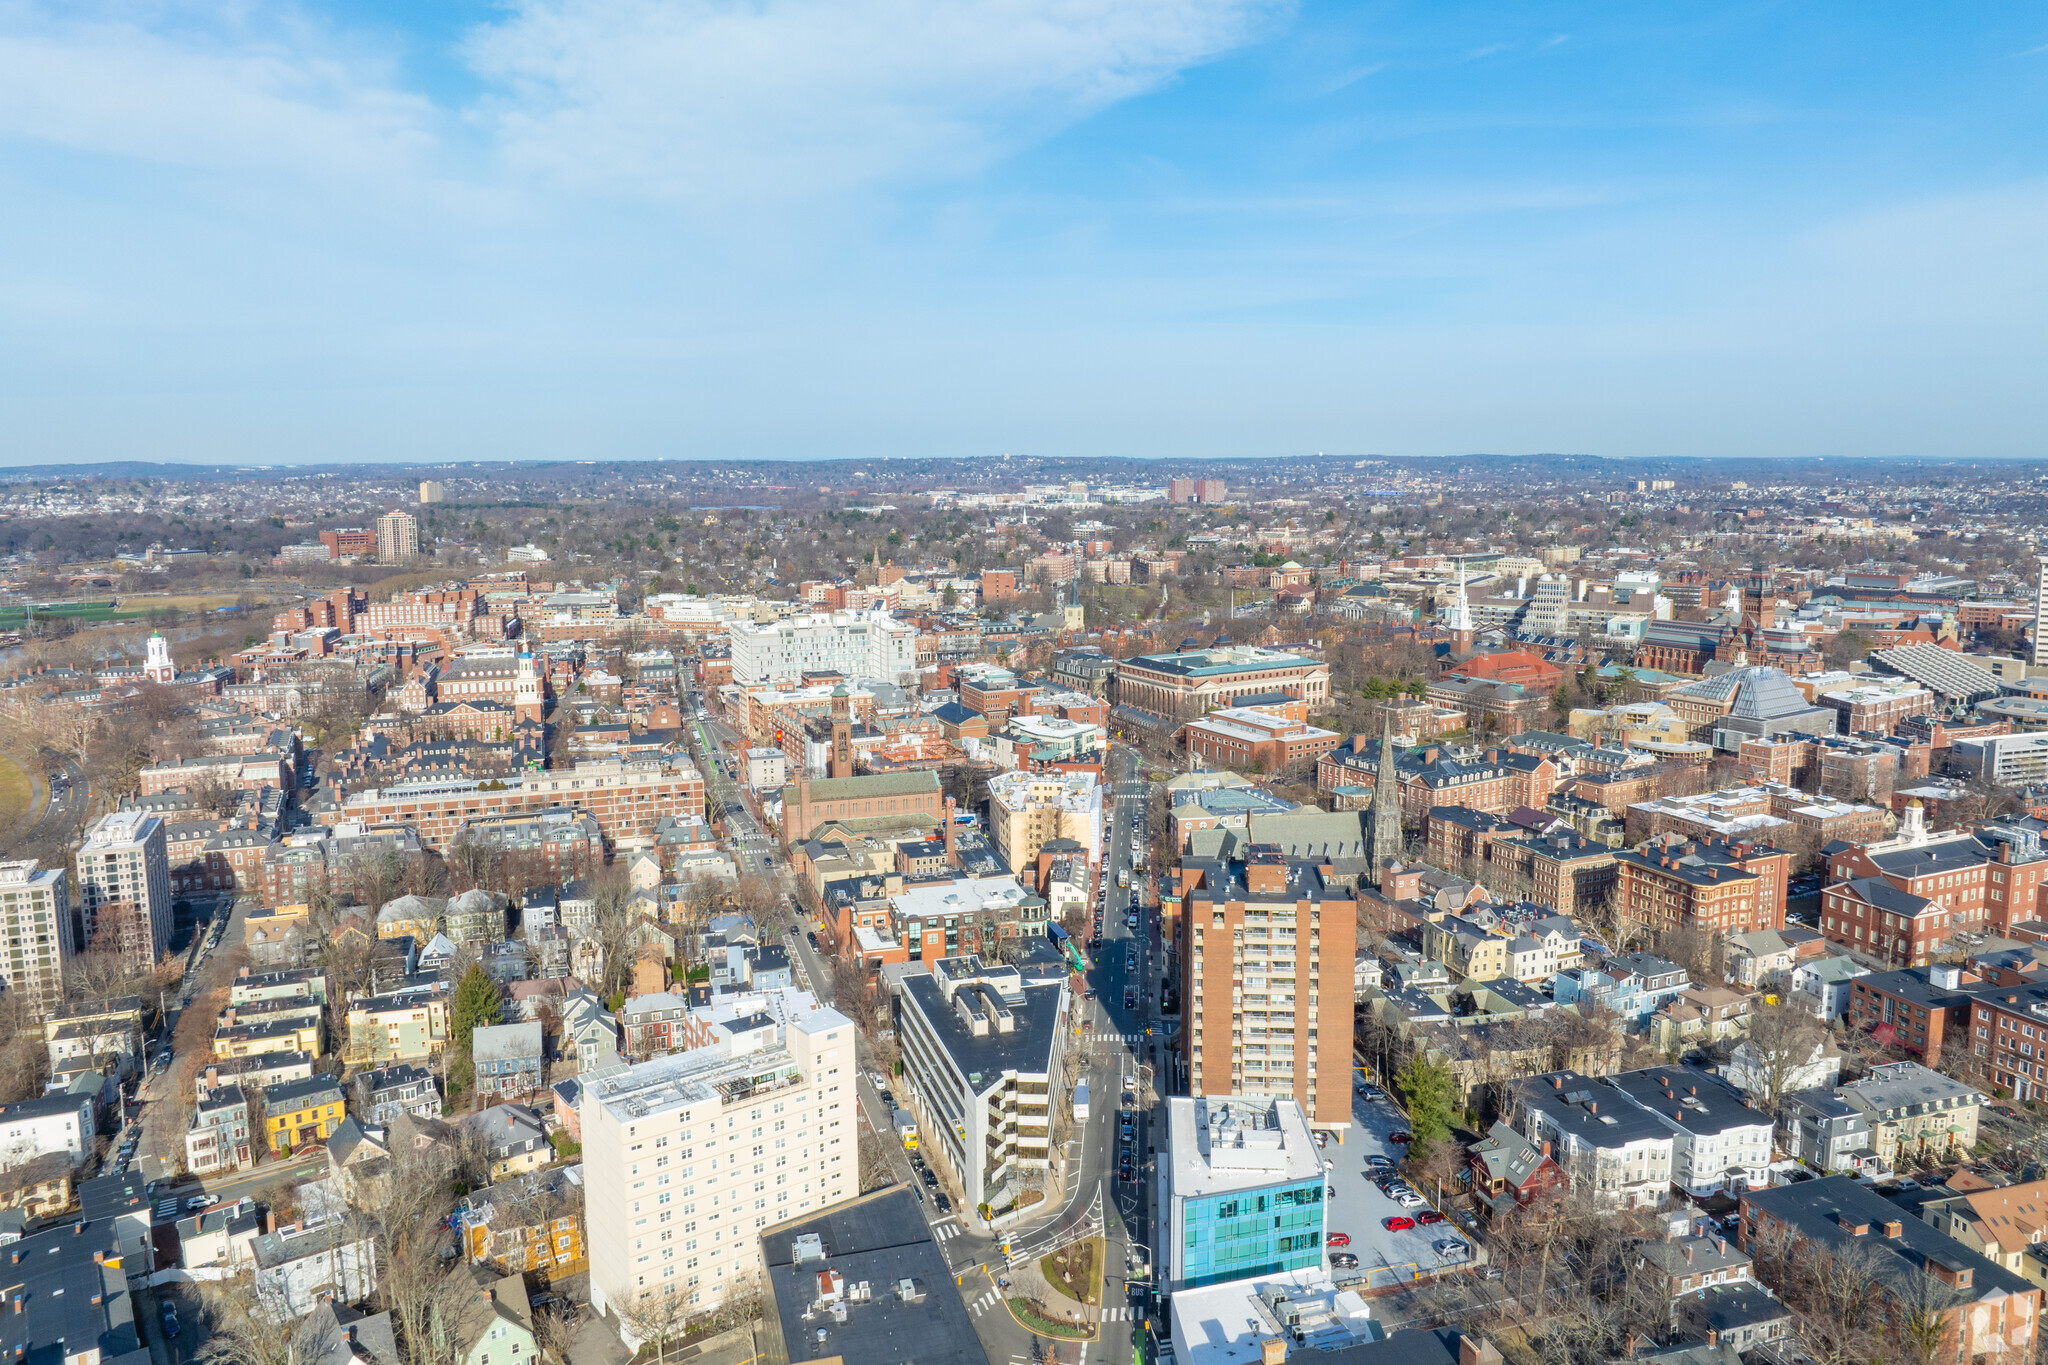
[453,962,502,1057]
[1394,1054,1458,1156]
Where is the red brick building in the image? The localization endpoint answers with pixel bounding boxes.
[1615,834,1791,936]
[1442,650,1563,694]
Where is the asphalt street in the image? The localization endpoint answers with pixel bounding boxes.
[705,700,1162,1365]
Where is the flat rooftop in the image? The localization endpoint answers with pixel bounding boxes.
[1167,1094,1324,1200]
[759,1185,984,1365]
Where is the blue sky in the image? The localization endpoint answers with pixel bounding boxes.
[1,1,2043,465]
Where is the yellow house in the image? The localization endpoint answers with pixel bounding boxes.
[260,1075,347,1153]
[213,1003,324,1060]
[343,991,451,1064]
[1421,915,1508,983]
[376,893,444,942]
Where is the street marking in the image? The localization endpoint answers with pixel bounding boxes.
[971,1289,1000,1316]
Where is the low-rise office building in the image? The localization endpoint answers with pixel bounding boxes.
[1160,1094,1326,1292]
[895,956,1068,1214]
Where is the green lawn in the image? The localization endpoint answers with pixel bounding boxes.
[0,756,31,823]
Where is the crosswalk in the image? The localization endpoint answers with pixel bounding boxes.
[970,1288,1002,1316]
[1092,1034,1145,1045]
[930,1218,962,1241]
[1100,1306,1137,1321]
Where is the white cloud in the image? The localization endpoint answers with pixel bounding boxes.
[462,0,1288,199]
[0,10,438,181]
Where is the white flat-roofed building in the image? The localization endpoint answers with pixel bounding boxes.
[894,957,1068,1214]
[1000,714,1105,765]
[582,990,854,1342]
[1169,1269,1381,1365]
[727,609,919,687]
[1160,1095,1327,1292]
[0,860,74,1017]
[75,810,172,972]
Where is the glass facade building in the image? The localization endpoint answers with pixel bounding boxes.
[1176,1178,1325,1289]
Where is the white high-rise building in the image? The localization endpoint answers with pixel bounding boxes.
[74,812,172,971]
[376,509,420,563]
[0,861,76,1016]
[726,610,918,687]
[582,992,855,1341]
[2033,558,2048,670]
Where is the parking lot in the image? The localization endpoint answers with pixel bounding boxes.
[1318,1083,1471,1288]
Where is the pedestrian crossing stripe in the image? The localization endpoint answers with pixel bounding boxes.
[971,1289,1000,1315]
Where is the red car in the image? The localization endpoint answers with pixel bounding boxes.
[1417,1211,1445,1225]
[1383,1216,1415,1231]
[1388,1131,1413,1144]
[1326,1232,1351,1247]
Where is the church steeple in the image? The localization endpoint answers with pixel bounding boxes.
[143,631,176,684]
[1370,709,1403,889]
[1444,557,1474,655]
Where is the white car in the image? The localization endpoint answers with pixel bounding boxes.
[186,1195,218,1211]
[1397,1193,1427,1209]
[1321,1158,1334,1171]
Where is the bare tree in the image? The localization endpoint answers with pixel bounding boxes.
[189,772,242,819]
[532,1306,577,1365]
[1739,998,1829,1117]
[446,834,500,894]
[194,1280,333,1365]
[617,1290,693,1365]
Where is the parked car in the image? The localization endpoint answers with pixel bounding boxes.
[162,1310,180,1339]
[1359,1086,1384,1100]
[934,1192,952,1214]
[1388,1130,1413,1144]
[1397,1193,1426,1208]
[186,1195,217,1211]
[1321,1158,1334,1171]
[1366,1154,1394,1168]
[1325,1232,1351,1247]
[1434,1239,1470,1260]
[1329,1252,1359,1269]
[1418,1210,1445,1225]
[1383,1216,1415,1231]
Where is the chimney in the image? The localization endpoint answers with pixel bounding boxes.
[1714,1237,1726,1255]
[239,966,250,978]
[265,1210,277,1234]
[72,1220,82,1236]
[1261,1339,1288,1365]
[1540,1140,1551,1158]
[1705,1332,1720,1348]
[1683,1243,1694,1263]
[1884,1220,1903,1239]
[1551,1075,1563,1089]
[1586,1101,1597,1114]
[92,1251,104,1264]
[1459,1335,1503,1365]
